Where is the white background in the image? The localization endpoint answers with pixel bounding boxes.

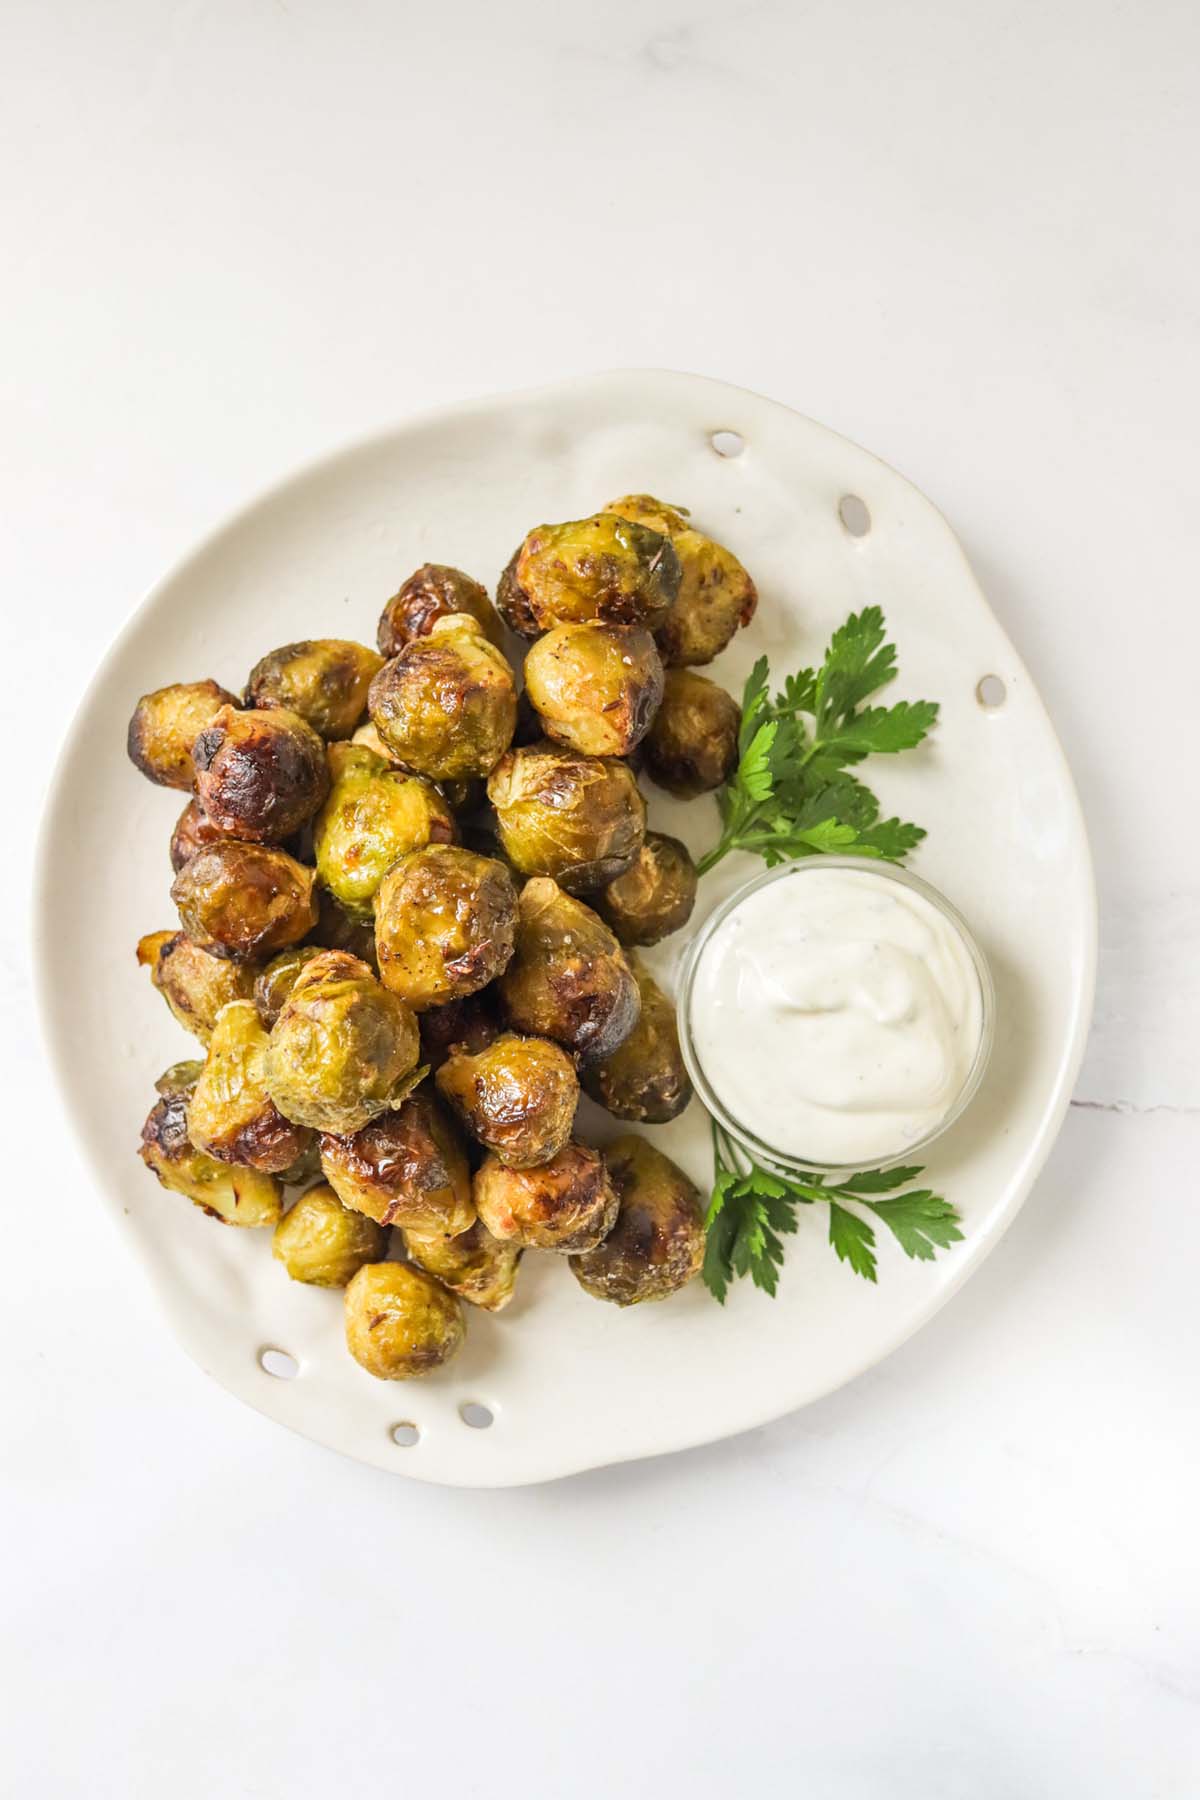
[4,2,1199,1795]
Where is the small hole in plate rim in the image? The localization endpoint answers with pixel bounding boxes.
[459,1400,495,1430]
[710,429,745,459]
[838,494,871,537]
[391,1422,420,1448]
[259,1347,299,1381]
[976,674,1007,709]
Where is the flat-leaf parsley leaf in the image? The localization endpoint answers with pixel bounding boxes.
[696,607,937,876]
[702,1122,962,1303]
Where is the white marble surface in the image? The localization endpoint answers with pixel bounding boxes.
[3,1,1198,1793]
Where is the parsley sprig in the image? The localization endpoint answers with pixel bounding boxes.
[702,1122,963,1303]
[690,604,962,1301]
[695,606,938,876]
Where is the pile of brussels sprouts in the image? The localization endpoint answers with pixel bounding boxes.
[127,496,757,1381]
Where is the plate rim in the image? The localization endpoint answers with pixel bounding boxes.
[32,367,1098,1485]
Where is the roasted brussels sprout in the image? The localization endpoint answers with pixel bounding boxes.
[487,743,645,893]
[191,704,329,843]
[403,1219,521,1312]
[658,536,758,668]
[321,1089,474,1234]
[137,929,257,1042]
[642,669,740,798]
[580,956,692,1123]
[171,841,318,961]
[126,679,238,791]
[374,845,517,1011]
[594,832,698,946]
[418,991,502,1072]
[264,950,422,1133]
[607,493,758,667]
[169,798,226,872]
[272,1182,387,1286]
[499,878,640,1062]
[344,1261,465,1380]
[570,1135,705,1305]
[496,513,681,638]
[307,886,379,969]
[473,1143,618,1252]
[253,945,326,1030]
[368,614,517,781]
[186,999,313,1172]
[435,1032,579,1168]
[313,751,455,920]
[245,639,384,740]
[377,564,504,656]
[523,623,664,757]
[139,1081,282,1226]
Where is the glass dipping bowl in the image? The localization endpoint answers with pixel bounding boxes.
[675,857,996,1176]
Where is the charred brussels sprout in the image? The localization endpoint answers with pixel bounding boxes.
[368,614,517,781]
[344,1261,465,1380]
[137,929,257,1043]
[191,704,329,843]
[496,513,681,638]
[139,1079,282,1227]
[377,564,504,657]
[570,1135,705,1305]
[272,1182,387,1286]
[487,742,645,893]
[169,798,226,872]
[473,1143,618,1252]
[253,945,326,1030]
[523,622,664,757]
[499,878,640,1062]
[608,493,758,667]
[127,679,238,791]
[403,1219,521,1313]
[642,669,740,798]
[419,991,502,1072]
[435,1031,579,1168]
[374,845,517,1011]
[580,956,692,1123]
[187,999,313,1172]
[171,841,318,961]
[244,639,384,740]
[320,1090,474,1234]
[313,751,455,920]
[264,949,422,1133]
[594,832,698,946]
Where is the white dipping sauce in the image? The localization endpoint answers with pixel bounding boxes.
[689,866,984,1166]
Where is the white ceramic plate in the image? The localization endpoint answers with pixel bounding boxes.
[35,371,1096,1487]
